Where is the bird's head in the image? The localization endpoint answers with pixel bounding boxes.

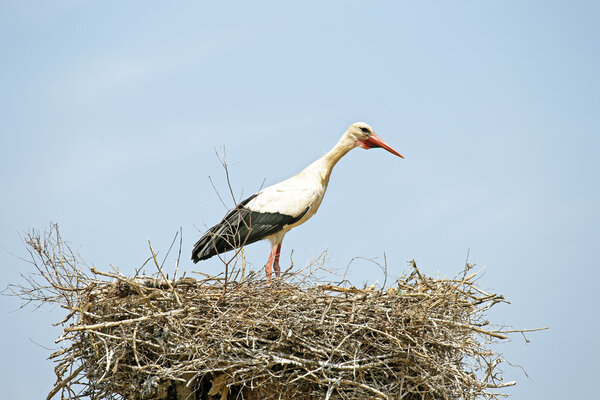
[347,122,404,158]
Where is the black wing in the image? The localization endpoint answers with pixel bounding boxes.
[192,194,308,263]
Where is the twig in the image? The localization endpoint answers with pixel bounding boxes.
[46,364,85,400]
[148,240,182,307]
[65,307,195,332]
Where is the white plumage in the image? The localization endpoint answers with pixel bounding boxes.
[192,122,403,279]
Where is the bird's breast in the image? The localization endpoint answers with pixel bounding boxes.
[246,178,327,228]
[244,158,335,233]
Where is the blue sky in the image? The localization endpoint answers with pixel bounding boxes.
[1,1,599,398]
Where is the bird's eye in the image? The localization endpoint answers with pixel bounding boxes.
[360,127,370,134]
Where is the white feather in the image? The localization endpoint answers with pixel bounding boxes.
[245,130,360,237]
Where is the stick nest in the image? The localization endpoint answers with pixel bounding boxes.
[11,225,526,400]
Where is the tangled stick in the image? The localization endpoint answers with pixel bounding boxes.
[8,224,546,400]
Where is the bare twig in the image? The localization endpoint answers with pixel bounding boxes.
[148,240,182,307]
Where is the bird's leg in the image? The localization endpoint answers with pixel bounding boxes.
[273,243,282,277]
[265,245,278,281]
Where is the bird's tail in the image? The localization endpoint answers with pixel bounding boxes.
[191,235,215,263]
[192,210,253,263]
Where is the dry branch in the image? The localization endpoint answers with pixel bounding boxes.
[8,224,543,400]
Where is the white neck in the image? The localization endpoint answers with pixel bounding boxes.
[325,133,356,164]
[313,132,357,184]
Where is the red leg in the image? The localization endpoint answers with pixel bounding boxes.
[273,243,282,277]
[265,245,278,281]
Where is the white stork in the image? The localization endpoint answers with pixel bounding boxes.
[192,122,403,279]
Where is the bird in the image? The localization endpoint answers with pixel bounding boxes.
[192,122,404,279]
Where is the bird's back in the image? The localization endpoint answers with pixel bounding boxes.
[192,193,308,263]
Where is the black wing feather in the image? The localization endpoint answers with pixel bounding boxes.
[192,194,309,263]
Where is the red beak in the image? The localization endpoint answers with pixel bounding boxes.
[363,133,404,158]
